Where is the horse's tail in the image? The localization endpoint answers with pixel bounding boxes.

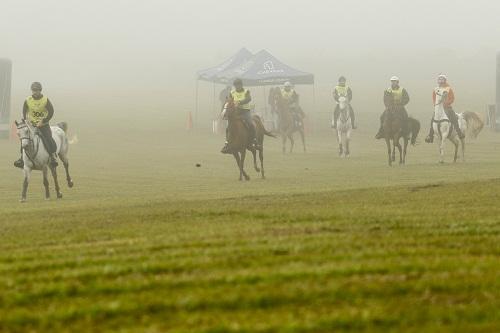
[57,122,68,133]
[463,111,484,139]
[253,115,277,138]
[57,122,78,144]
[408,117,420,145]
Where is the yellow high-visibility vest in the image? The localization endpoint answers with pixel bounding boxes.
[387,87,403,104]
[335,85,350,97]
[231,89,250,110]
[26,96,48,125]
[281,88,295,101]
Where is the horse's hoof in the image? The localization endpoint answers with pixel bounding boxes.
[68,180,74,188]
[255,168,261,173]
[245,176,250,181]
[57,193,63,199]
[20,198,26,203]
[45,197,50,201]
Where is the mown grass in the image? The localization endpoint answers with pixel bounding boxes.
[1,178,500,332]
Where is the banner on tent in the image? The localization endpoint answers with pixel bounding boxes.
[0,59,12,139]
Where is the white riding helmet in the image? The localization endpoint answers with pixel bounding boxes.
[284,81,293,88]
[390,76,400,82]
[437,74,447,81]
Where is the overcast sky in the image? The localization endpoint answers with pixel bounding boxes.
[1,0,499,111]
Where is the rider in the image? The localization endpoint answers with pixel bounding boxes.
[375,76,410,139]
[14,82,58,168]
[221,78,258,153]
[332,76,356,129]
[425,74,465,143]
[280,81,305,124]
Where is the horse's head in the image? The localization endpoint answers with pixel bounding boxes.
[15,119,33,149]
[221,96,237,121]
[338,96,349,111]
[433,88,448,120]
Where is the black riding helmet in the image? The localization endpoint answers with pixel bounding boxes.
[338,76,346,83]
[31,82,43,91]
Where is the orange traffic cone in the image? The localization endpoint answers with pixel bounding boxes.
[186,112,193,131]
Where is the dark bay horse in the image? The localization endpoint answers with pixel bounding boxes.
[274,94,306,154]
[222,100,275,180]
[382,110,420,166]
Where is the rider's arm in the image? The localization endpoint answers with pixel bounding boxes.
[444,89,455,107]
[42,99,54,124]
[333,90,339,103]
[239,90,251,105]
[383,91,391,108]
[402,89,410,106]
[432,90,437,105]
[22,101,28,120]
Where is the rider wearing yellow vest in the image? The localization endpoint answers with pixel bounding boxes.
[221,78,258,153]
[375,76,410,139]
[14,82,59,168]
[280,81,305,122]
[425,74,465,143]
[333,76,356,129]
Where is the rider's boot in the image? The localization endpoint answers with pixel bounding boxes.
[14,158,24,169]
[49,153,59,167]
[375,124,384,139]
[221,141,231,154]
[351,119,357,130]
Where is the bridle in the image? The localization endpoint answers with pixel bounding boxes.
[17,122,40,166]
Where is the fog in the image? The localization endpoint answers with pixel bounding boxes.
[2,0,500,126]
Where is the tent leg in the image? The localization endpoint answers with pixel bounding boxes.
[195,80,199,128]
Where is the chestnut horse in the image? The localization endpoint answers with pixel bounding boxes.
[221,99,275,180]
[274,94,306,153]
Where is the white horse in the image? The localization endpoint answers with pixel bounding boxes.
[15,119,74,202]
[432,88,465,163]
[333,96,352,157]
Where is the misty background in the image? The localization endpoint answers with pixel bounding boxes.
[1,0,499,130]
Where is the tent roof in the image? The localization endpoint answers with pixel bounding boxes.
[214,50,314,86]
[197,48,253,82]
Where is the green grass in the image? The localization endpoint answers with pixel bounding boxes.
[1,114,500,332]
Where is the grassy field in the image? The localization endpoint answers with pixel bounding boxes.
[1,114,500,332]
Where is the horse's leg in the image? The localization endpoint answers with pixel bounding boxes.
[250,147,260,173]
[50,166,63,199]
[281,134,286,154]
[300,129,306,153]
[240,149,250,181]
[289,133,295,153]
[42,166,50,200]
[385,139,392,166]
[395,137,403,165]
[259,147,265,179]
[345,130,351,157]
[439,134,446,164]
[451,136,459,163]
[403,137,409,165]
[21,168,31,203]
[233,152,243,181]
[59,153,74,188]
[460,138,465,162]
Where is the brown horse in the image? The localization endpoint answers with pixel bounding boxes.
[222,99,275,180]
[274,94,306,153]
[382,108,409,166]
